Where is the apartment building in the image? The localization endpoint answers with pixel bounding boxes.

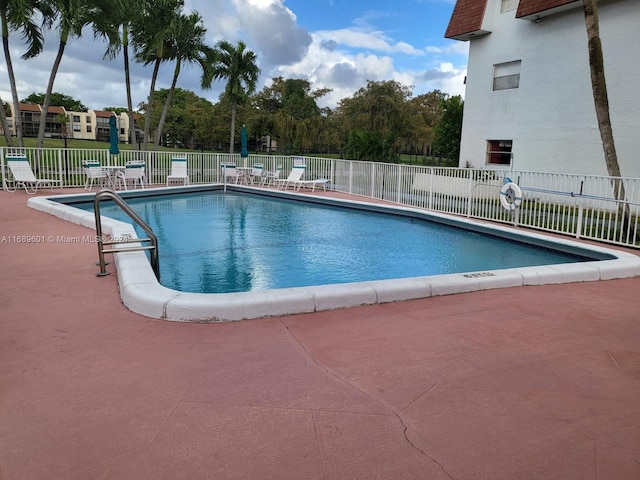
[445,0,640,177]
[1,103,134,144]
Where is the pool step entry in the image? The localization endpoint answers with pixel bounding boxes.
[93,189,160,279]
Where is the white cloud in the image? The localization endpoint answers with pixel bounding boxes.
[314,28,424,55]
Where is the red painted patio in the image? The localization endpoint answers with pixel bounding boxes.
[1,188,639,480]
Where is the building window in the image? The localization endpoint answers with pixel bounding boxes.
[501,0,518,13]
[73,115,81,122]
[493,61,521,90]
[73,124,81,132]
[486,140,513,165]
[86,125,92,133]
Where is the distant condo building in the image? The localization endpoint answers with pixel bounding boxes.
[1,103,141,144]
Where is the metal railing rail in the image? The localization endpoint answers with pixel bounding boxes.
[93,189,160,279]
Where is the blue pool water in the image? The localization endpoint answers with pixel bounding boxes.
[74,190,590,294]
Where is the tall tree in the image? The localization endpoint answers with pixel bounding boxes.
[432,95,464,162]
[338,80,413,137]
[36,0,120,149]
[23,91,87,110]
[1,0,52,146]
[132,0,183,150]
[153,10,212,148]
[0,96,11,144]
[582,0,630,234]
[343,129,397,162]
[210,40,259,154]
[336,80,413,156]
[270,77,328,153]
[103,1,141,146]
[409,90,447,157]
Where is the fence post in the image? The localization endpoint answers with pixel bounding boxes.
[576,203,584,239]
[0,147,5,191]
[57,148,64,187]
[330,159,335,191]
[370,162,376,198]
[428,168,434,210]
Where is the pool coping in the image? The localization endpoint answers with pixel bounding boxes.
[28,184,640,322]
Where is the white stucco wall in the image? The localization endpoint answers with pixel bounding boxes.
[459,0,640,177]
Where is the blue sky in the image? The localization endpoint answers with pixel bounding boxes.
[0,0,468,111]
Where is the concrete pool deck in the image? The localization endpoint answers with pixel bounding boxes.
[2,187,640,479]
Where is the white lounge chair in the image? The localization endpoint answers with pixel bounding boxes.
[167,157,189,186]
[5,156,60,194]
[83,160,108,191]
[274,165,306,190]
[292,178,331,192]
[116,162,145,190]
[221,163,241,184]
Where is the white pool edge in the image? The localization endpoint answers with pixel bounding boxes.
[28,186,640,322]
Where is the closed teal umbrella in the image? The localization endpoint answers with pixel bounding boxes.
[109,115,120,156]
[240,124,248,159]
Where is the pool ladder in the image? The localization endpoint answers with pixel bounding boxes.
[93,189,160,279]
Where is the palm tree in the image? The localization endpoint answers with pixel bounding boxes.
[131,0,183,151]
[103,1,141,147]
[582,0,631,235]
[1,0,52,146]
[210,40,259,154]
[0,96,11,144]
[153,11,213,148]
[36,0,120,149]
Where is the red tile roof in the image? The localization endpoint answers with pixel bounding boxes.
[19,103,41,112]
[445,0,490,39]
[445,0,583,38]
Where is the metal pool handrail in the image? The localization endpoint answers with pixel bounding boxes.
[93,189,160,279]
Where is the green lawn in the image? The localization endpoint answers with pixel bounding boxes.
[0,137,189,152]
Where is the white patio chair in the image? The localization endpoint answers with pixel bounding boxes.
[274,164,306,190]
[5,155,60,194]
[116,162,145,190]
[221,163,241,184]
[261,165,282,186]
[83,160,108,191]
[167,157,189,186]
[248,164,263,184]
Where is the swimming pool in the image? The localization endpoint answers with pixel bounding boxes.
[70,190,592,294]
[29,185,640,322]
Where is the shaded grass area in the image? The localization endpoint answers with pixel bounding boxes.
[0,137,178,151]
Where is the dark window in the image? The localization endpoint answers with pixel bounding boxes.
[486,140,512,165]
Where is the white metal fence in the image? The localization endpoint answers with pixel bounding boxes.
[2,147,639,249]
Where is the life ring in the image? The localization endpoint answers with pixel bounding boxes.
[499,182,523,211]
